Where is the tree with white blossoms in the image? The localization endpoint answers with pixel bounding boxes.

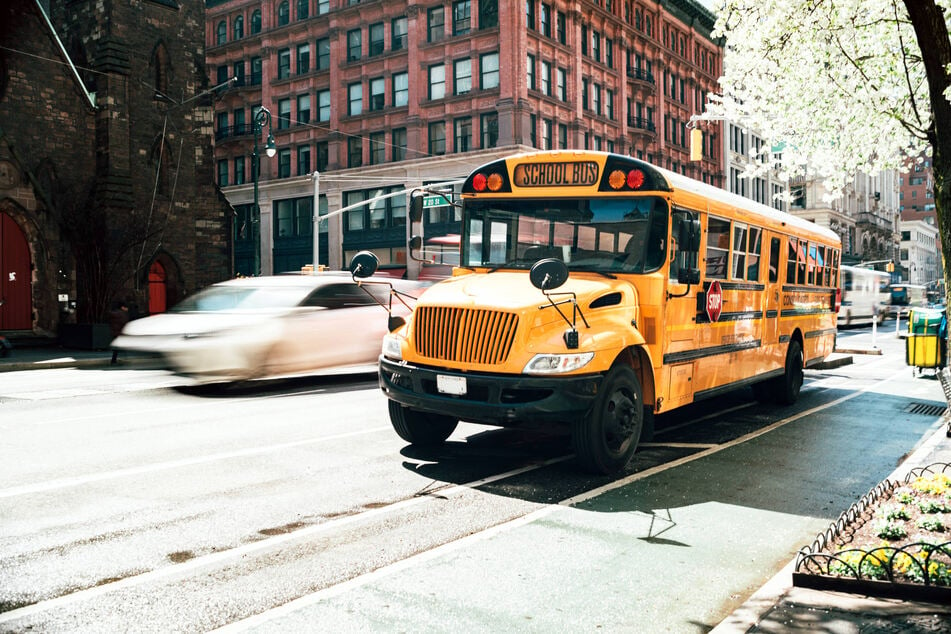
[708,0,951,299]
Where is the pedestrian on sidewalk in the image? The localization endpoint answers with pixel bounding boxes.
[108,301,130,364]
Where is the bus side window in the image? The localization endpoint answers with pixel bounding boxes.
[769,237,780,283]
[786,238,797,283]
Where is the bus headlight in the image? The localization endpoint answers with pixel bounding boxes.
[382,333,404,361]
[523,352,594,374]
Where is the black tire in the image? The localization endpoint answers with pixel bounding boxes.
[388,400,458,446]
[640,406,656,443]
[774,339,804,405]
[573,365,642,474]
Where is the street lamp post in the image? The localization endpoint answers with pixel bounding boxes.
[252,107,276,276]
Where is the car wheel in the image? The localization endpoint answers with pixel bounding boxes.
[774,339,804,405]
[573,365,642,474]
[388,401,458,446]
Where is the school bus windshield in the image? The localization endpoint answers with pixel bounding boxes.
[461,197,669,274]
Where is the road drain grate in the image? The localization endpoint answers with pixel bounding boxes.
[903,403,948,417]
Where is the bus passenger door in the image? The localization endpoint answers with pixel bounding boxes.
[763,236,782,344]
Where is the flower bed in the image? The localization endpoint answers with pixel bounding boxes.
[794,463,951,602]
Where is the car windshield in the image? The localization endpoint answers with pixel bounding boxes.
[461,197,669,274]
[169,285,314,312]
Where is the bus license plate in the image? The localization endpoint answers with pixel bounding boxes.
[437,374,467,395]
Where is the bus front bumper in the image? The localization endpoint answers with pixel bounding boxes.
[379,357,603,427]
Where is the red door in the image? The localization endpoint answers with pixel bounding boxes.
[148,261,167,314]
[0,212,32,330]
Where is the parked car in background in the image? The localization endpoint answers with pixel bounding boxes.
[111,273,427,384]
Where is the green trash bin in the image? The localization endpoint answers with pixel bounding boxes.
[909,308,945,335]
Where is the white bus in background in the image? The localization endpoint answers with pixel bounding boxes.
[838,265,890,327]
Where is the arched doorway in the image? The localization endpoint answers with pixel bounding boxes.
[148,260,167,314]
[0,211,32,330]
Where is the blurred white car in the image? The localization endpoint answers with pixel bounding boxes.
[111,273,426,383]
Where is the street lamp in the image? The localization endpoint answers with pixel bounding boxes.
[252,106,276,276]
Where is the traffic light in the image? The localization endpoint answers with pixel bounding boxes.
[689,127,703,162]
[886,261,895,273]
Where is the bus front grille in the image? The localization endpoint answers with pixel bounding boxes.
[414,306,519,365]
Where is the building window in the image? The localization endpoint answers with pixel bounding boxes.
[540,3,551,37]
[593,83,601,115]
[428,7,445,42]
[278,98,291,129]
[234,16,244,39]
[348,137,363,168]
[234,156,246,184]
[316,141,329,170]
[250,10,261,34]
[392,17,408,50]
[347,29,361,62]
[278,1,289,26]
[530,114,537,146]
[234,108,246,135]
[480,52,499,89]
[216,20,227,45]
[318,89,330,121]
[297,0,308,20]
[369,22,385,56]
[369,77,385,110]
[581,25,588,55]
[429,121,446,155]
[454,58,471,95]
[297,94,310,124]
[540,60,551,96]
[481,112,498,148]
[278,48,291,79]
[542,119,552,150]
[217,159,228,186]
[556,67,566,100]
[317,0,328,15]
[454,116,472,153]
[453,0,471,35]
[558,123,567,149]
[479,0,498,28]
[316,38,330,70]
[527,54,535,91]
[233,61,245,86]
[592,31,600,62]
[297,145,311,176]
[370,131,386,164]
[526,0,536,30]
[582,78,589,109]
[392,71,408,107]
[217,65,230,87]
[344,186,407,232]
[556,11,566,44]
[429,64,446,100]
[278,148,291,178]
[297,44,310,74]
[275,197,313,238]
[392,128,407,161]
[606,88,614,119]
[605,38,613,68]
[348,82,362,116]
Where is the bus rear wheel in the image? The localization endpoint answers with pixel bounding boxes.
[388,401,458,446]
[775,340,804,405]
[573,365,642,474]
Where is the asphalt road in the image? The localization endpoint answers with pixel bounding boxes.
[0,327,945,632]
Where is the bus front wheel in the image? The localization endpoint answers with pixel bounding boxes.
[574,365,643,474]
[775,340,804,405]
[388,401,458,446]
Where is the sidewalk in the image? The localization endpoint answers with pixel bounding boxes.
[2,342,951,632]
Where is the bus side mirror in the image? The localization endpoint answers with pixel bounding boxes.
[349,250,379,279]
[679,218,701,253]
[677,268,701,285]
[410,193,424,223]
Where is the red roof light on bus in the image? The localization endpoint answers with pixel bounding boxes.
[627,169,645,190]
[472,173,487,192]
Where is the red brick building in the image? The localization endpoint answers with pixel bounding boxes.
[0,0,232,340]
[207,0,723,277]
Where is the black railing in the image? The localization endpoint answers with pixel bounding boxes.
[628,116,656,132]
[627,67,654,83]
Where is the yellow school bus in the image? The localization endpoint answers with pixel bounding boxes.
[357,150,840,474]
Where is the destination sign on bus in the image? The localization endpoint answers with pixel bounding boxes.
[513,161,599,187]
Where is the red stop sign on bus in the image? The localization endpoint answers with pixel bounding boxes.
[706,280,723,323]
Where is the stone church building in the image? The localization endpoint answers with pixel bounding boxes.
[0,0,231,341]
